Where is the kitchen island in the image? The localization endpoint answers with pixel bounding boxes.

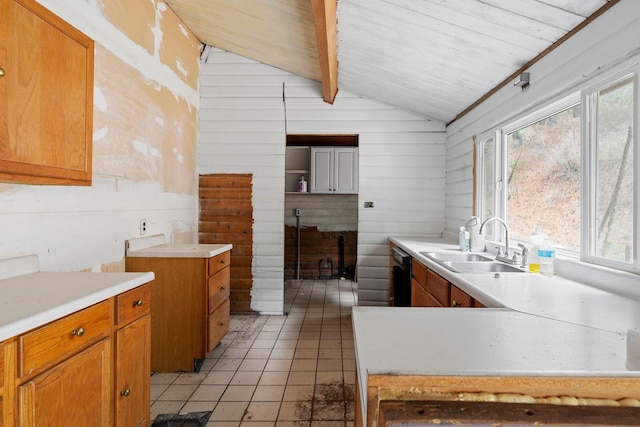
[353,237,640,426]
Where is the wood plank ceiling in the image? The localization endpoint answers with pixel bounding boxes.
[165,0,613,124]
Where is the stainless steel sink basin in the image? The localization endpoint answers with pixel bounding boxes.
[420,251,494,262]
[441,261,525,274]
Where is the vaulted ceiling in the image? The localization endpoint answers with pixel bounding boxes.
[165,0,614,124]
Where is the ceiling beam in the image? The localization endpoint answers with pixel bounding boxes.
[311,0,338,104]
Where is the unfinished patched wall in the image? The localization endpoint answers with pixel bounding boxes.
[0,0,201,272]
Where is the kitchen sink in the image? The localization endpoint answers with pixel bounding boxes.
[420,251,494,262]
[440,261,525,274]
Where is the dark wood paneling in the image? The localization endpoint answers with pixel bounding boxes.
[199,173,254,313]
[285,225,357,279]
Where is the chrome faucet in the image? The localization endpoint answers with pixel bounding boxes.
[479,217,516,265]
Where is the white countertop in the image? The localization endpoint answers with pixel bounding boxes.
[353,307,633,377]
[125,234,232,258]
[0,266,153,341]
[390,236,640,334]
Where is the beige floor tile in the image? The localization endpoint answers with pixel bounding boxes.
[243,401,281,421]
[262,324,284,332]
[174,372,208,384]
[297,339,320,349]
[273,339,298,349]
[258,371,289,386]
[200,358,218,371]
[320,331,341,340]
[257,331,280,340]
[231,371,263,385]
[151,384,169,400]
[213,358,244,371]
[239,358,268,371]
[287,371,316,385]
[180,401,217,414]
[203,370,235,385]
[298,331,321,340]
[157,384,198,401]
[264,358,293,372]
[318,349,341,359]
[229,339,256,349]
[151,372,179,385]
[283,385,314,402]
[342,349,355,359]
[190,385,226,402]
[294,348,319,359]
[246,348,273,359]
[252,385,286,402]
[315,371,343,385]
[241,422,275,427]
[269,348,296,359]
[316,359,342,372]
[206,421,240,427]
[252,339,276,349]
[277,332,300,340]
[278,401,312,421]
[319,340,341,349]
[275,421,310,427]
[341,340,354,349]
[223,347,250,358]
[221,385,257,402]
[210,401,250,422]
[290,358,317,372]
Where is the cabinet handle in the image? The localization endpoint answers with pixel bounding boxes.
[72,327,85,337]
[220,259,226,264]
[0,67,4,77]
[220,286,225,291]
[133,299,144,307]
[120,389,131,397]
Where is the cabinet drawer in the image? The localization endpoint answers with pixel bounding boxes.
[426,269,450,307]
[207,251,230,276]
[450,285,473,308]
[411,259,427,286]
[208,267,230,313]
[116,283,151,326]
[207,299,230,354]
[19,300,112,378]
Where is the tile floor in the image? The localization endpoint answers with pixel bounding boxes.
[150,279,358,427]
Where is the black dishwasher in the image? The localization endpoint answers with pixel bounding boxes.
[391,247,411,306]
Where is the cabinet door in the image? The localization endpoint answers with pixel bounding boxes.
[310,148,333,193]
[450,285,473,308]
[334,148,358,194]
[115,315,151,427]
[0,0,94,185]
[410,278,428,307]
[18,339,112,427]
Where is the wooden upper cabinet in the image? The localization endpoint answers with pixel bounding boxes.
[0,0,94,185]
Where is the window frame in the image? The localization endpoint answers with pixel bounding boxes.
[581,66,639,273]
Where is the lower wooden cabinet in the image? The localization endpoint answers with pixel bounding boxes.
[18,339,112,427]
[2,282,151,427]
[409,257,483,308]
[126,249,231,372]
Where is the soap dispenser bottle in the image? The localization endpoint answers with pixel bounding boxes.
[459,226,470,252]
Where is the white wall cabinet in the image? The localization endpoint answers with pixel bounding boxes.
[310,147,358,194]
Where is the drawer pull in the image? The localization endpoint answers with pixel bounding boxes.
[220,286,225,291]
[133,299,144,307]
[220,259,226,264]
[120,388,131,397]
[71,327,85,337]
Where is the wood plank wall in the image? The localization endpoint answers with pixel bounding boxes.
[199,174,254,313]
[198,47,446,309]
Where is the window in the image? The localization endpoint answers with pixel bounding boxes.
[476,65,638,273]
[583,72,636,269]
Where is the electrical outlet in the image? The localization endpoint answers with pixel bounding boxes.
[364,201,374,208]
[295,208,302,217]
[140,219,147,235]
